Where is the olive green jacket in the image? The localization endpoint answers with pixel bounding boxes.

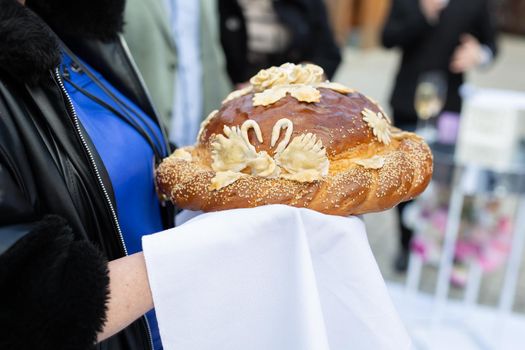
[124,0,232,127]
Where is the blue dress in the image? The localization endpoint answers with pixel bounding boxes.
[60,52,167,349]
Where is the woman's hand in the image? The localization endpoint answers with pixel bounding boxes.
[97,252,154,342]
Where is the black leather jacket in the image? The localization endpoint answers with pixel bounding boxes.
[0,1,173,349]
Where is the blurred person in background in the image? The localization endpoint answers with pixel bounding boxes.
[218,0,342,85]
[0,0,175,348]
[382,0,498,271]
[124,0,232,147]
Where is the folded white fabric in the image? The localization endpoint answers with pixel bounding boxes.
[143,204,410,350]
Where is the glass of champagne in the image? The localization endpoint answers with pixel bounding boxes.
[414,71,447,143]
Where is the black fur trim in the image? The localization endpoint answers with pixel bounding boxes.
[0,0,60,84]
[26,0,126,42]
[0,215,110,350]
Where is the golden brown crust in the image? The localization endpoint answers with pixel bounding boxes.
[156,73,433,216]
[156,131,433,216]
[200,88,380,158]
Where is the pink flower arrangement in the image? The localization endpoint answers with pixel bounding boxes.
[409,190,515,286]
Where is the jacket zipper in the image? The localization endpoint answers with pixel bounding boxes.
[54,68,154,350]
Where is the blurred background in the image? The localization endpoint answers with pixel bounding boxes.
[121,0,525,348]
[326,0,525,349]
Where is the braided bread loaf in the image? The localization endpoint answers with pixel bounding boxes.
[156,64,432,216]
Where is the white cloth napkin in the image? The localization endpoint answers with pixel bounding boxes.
[142,205,410,350]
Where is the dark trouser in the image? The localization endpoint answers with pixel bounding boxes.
[397,200,413,252]
[394,111,418,255]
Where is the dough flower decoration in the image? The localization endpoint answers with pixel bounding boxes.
[361,108,392,145]
[353,155,385,169]
[252,85,321,107]
[221,63,355,107]
[317,81,354,94]
[222,86,253,105]
[250,66,291,92]
[280,62,325,86]
[250,63,324,91]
